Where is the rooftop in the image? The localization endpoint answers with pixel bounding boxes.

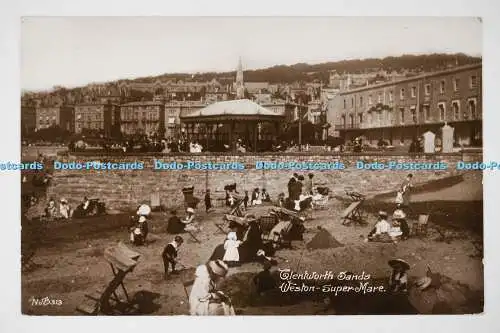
[180,99,284,119]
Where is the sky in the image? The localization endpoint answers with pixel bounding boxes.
[20,16,482,91]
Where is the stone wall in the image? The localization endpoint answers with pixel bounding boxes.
[44,152,482,213]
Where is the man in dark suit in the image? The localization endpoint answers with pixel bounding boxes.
[287,173,299,199]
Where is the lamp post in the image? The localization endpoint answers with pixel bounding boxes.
[290,93,306,152]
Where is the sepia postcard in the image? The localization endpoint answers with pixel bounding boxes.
[19,16,484,316]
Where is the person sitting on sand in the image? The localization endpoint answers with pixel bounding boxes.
[44,198,58,219]
[391,209,410,241]
[130,216,149,246]
[261,189,271,202]
[162,235,184,279]
[251,188,262,206]
[388,259,410,293]
[253,259,279,295]
[366,211,391,242]
[59,198,72,219]
[277,192,285,207]
[183,207,201,232]
[189,260,235,316]
[167,210,185,234]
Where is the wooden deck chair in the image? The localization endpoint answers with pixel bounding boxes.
[341,200,365,226]
[228,199,244,217]
[214,214,248,235]
[185,228,202,243]
[76,242,141,315]
[344,188,366,202]
[412,214,429,237]
[259,214,279,240]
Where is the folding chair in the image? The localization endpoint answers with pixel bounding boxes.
[228,199,244,217]
[214,214,248,235]
[76,242,141,315]
[412,214,429,237]
[341,200,366,226]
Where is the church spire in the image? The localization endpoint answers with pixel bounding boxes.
[236,57,245,99]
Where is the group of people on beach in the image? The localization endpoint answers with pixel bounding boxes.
[366,173,414,243]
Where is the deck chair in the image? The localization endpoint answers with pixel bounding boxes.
[76,242,141,315]
[344,188,366,202]
[341,200,366,226]
[228,199,245,217]
[214,214,248,235]
[272,207,302,221]
[412,214,429,237]
[259,214,279,240]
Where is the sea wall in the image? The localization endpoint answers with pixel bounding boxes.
[42,151,482,213]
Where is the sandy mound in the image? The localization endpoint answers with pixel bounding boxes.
[306,227,343,249]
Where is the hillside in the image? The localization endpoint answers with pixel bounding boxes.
[22,53,482,104]
[131,53,481,84]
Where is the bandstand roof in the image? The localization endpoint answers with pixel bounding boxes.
[180,99,284,122]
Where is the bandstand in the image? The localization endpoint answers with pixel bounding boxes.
[179,99,285,152]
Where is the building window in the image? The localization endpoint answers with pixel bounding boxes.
[468,98,477,119]
[411,86,417,98]
[424,105,431,120]
[359,96,363,106]
[424,84,431,96]
[349,114,354,127]
[453,78,460,92]
[438,103,446,121]
[400,88,405,100]
[351,98,354,107]
[358,114,363,123]
[389,91,393,102]
[410,107,417,123]
[440,80,445,94]
[452,101,460,120]
[399,108,405,123]
[470,75,477,89]
[377,92,382,103]
[343,99,346,109]
[368,95,373,105]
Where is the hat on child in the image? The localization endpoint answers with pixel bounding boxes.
[392,209,407,219]
[378,211,388,217]
[207,260,229,277]
[138,216,146,223]
[227,232,237,241]
[186,207,195,214]
[137,204,151,216]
